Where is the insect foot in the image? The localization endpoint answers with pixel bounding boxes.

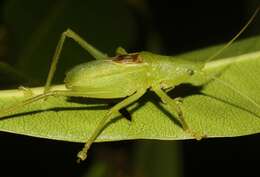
[18,86,34,98]
[185,128,207,140]
[175,97,184,104]
[77,149,88,163]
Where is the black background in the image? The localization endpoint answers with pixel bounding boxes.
[0,1,259,177]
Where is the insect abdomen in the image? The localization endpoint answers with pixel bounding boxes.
[64,59,149,98]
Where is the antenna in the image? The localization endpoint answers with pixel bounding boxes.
[210,75,260,110]
[205,6,260,63]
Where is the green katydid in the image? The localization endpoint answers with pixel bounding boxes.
[0,7,259,162]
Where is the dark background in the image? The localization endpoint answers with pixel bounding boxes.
[0,0,259,177]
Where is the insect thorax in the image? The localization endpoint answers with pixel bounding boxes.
[139,51,204,88]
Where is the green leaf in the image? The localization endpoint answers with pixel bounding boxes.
[0,36,260,143]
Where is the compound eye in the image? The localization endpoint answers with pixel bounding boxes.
[186,69,194,76]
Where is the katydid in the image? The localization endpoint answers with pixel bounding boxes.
[0,7,259,162]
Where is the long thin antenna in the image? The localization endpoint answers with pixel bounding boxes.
[205,6,260,63]
[209,75,260,110]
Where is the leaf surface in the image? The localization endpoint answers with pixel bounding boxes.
[0,37,260,142]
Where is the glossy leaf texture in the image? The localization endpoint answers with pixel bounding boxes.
[0,36,260,142]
